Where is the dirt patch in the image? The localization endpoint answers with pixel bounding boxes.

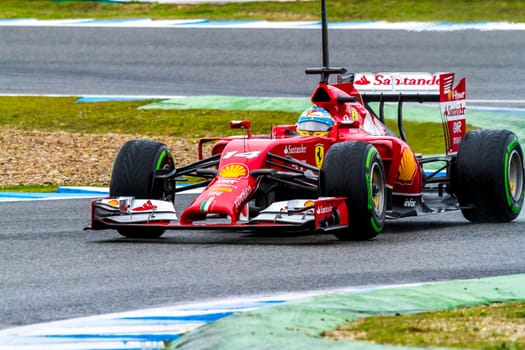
[0,129,198,186]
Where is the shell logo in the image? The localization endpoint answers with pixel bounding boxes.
[397,149,417,183]
[304,200,315,207]
[219,163,248,178]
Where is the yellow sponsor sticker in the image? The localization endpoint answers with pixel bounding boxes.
[219,163,248,178]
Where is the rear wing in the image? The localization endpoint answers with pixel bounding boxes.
[353,72,466,154]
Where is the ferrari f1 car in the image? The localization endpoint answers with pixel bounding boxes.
[88,1,524,241]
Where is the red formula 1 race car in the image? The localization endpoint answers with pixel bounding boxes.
[88,2,524,241]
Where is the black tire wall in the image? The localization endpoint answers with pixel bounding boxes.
[455,129,524,222]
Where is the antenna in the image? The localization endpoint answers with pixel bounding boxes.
[321,0,329,71]
[305,0,347,83]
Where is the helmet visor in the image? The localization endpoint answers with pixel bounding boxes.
[296,120,332,132]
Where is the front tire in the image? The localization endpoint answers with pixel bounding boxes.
[110,140,175,238]
[320,142,386,240]
[455,129,524,222]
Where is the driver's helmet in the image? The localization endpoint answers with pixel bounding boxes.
[296,106,334,136]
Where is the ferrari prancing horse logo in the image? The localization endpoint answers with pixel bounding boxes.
[315,144,325,168]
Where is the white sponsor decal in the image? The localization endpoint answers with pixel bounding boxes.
[453,121,462,134]
[354,72,440,92]
[234,185,253,209]
[215,179,239,185]
[316,205,333,214]
[441,101,467,121]
[453,90,466,100]
[223,151,261,159]
[445,103,466,117]
[284,144,307,155]
[206,191,225,197]
[403,198,417,208]
[453,136,463,146]
[373,74,439,87]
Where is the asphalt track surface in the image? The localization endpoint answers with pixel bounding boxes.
[1,26,525,106]
[1,195,524,329]
[1,26,525,330]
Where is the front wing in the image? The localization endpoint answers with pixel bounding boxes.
[88,196,349,233]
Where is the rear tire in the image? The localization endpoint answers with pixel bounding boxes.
[110,140,175,238]
[455,129,524,222]
[320,142,386,240]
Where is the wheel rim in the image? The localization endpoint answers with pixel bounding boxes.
[370,163,385,216]
[508,149,524,201]
[152,148,175,202]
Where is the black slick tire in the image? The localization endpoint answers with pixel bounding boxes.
[455,129,524,222]
[320,142,386,240]
[110,140,175,238]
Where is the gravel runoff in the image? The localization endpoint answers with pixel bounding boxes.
[0,129,196,187]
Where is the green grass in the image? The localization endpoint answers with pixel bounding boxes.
[324,302,525,349]
[0,184,59,192]
[0,97,298,139]
[1,0,525,22]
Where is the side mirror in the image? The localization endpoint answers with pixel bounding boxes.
[230,120,252,137]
